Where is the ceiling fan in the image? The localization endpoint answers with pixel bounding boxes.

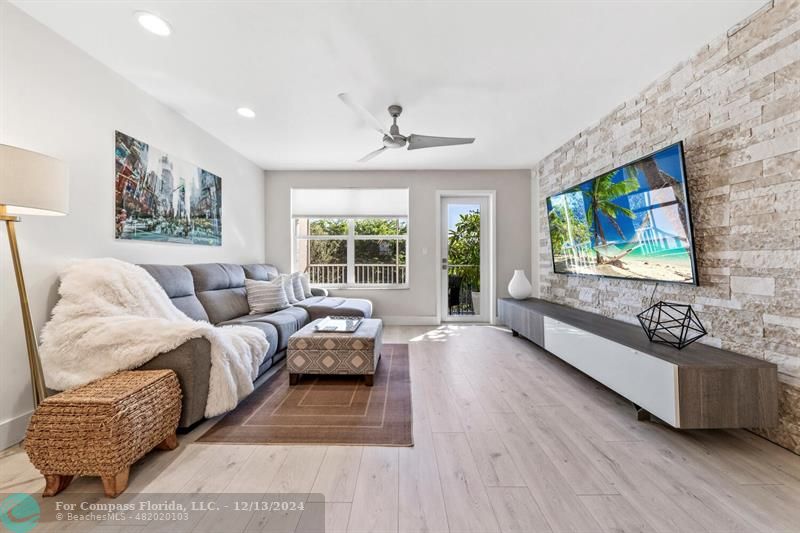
[338,93,475,162]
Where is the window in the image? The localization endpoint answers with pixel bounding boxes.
[291,188,409,288]
[294,217,408,287]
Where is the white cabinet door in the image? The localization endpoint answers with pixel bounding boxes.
[543,316,679,426]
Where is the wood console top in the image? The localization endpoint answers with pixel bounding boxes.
[499,298,774,369]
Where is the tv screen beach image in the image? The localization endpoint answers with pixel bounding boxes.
[546,143,696,284]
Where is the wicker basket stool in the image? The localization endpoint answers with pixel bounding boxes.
[24,369,182,498]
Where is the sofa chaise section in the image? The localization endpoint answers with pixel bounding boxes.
[136,262,373,429]
[293,296,373,321]
[242,264,373,320]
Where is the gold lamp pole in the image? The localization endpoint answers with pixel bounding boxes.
[0,145,69,408]
[0,205,47,406]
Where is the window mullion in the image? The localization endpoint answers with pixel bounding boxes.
[347,219,355,285]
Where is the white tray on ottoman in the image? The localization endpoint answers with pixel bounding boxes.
[287,318,383,386]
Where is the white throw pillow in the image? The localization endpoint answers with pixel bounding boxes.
[245,278,289,314]
[299,272,313,298]
[281,274,300,304]
[291,272,306,302]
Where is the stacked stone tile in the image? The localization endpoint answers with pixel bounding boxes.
[534,0,800,453]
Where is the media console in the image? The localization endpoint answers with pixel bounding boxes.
[498,297,778,429]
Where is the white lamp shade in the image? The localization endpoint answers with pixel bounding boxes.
[0,144,69,216]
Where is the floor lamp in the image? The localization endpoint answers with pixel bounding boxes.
[0,144,69,408]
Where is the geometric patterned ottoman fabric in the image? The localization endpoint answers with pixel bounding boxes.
[288,318,383,376]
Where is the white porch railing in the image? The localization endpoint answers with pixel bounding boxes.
[355,264,407,285]
[307,264,407,285]
[308,264,346,284]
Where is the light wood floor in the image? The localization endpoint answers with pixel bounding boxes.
[2,325,800,532]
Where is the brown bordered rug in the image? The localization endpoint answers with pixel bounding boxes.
[199,343,413,446]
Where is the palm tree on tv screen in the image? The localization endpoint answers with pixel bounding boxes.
[583,171,639,264]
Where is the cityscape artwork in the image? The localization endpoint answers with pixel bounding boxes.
[115,131,222,246]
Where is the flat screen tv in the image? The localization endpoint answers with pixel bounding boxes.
[546,141,698,284]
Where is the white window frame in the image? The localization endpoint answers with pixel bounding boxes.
[293,216,409,289]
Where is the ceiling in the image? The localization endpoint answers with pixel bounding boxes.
[12,0,764,170]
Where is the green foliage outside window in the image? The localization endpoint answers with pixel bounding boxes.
[447,210,481,291]
[309,218,347,235]
[305,218,407,266]
[355,218,407,236]
[308,239,347,265]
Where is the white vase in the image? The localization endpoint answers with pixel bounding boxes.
[508,270,532,300]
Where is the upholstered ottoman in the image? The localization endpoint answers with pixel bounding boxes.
[287,318,383,386]
[25,370,182,498]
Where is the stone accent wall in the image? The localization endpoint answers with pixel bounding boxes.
[533,0,800,453]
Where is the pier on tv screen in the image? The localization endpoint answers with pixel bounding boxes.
[545,142,698,284]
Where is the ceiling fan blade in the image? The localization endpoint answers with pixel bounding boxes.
[338,93,393,139]
[358,146,387,163]
[407,134,475,150]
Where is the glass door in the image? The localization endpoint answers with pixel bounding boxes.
[441,196,489,322]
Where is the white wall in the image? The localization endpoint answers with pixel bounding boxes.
[0,3,266,448]
[265,170,531,323]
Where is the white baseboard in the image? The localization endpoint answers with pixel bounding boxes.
[380,316,440,326]
[0,410,32,451]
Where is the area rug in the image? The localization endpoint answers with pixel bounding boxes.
[199,343,413,446]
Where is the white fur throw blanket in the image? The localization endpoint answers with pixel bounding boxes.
[40,258,269,417]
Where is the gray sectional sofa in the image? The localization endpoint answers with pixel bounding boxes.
[137,262,372,428]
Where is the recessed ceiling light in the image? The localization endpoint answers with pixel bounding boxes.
[136,11,171,36]
[236,107,256,118]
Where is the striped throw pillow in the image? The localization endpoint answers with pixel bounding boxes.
[299,272,313,298]
[245,278,289,314]
[291,272,307,302]
[281,274,300,304]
